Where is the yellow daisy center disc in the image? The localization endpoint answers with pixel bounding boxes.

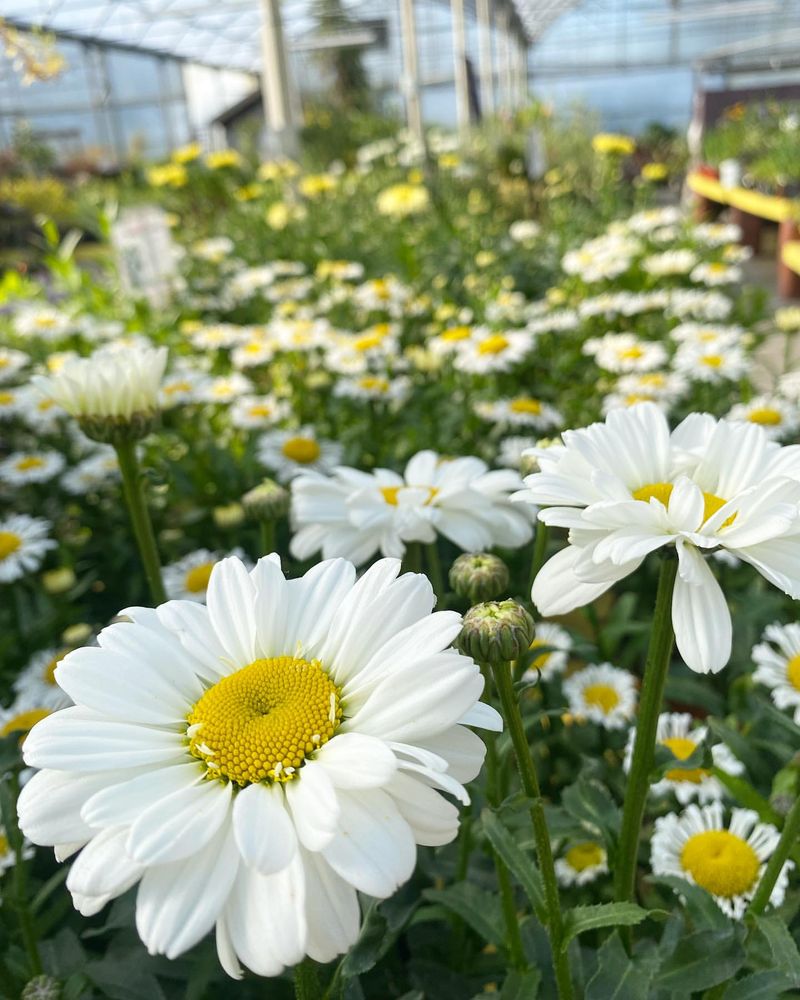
[42,652,65,686]
[478,334,510,356]
[619,346,644,360]
[281,437,321,464]
[187,656,342,785]
[565,842,605,872]
[1,707,51,738]
[680,830,760,898]
[583,683,620,714]
[661,735,709,784]
[529,638,552,671]
[184,561,215,594]
[0,531,22,560]
[16,457,45,472]
[380,485,439,506]
[786,654,800,692]
[510,398,542,415]
[633,481,734,527]
[747,407,782,426]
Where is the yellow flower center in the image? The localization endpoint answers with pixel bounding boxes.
[359,376,389,392]
[786,654,800,691]
[380,485,438,506]
[701,355,723,368]
[528,638,552,671]
[0,358,8,368]
[478,335,510,356]
[633,482,734,526]
[184,561,215,594]
[640,374,666,387]
[680,830,760,898]
[442,326,471,342]
[247,404,274,418]
[35,316,57,328]
[565,841,605,871]
[661,735,709,783]
[0,833,8,856]
[747,407,782,426]
[281,437,321,464]
[42,652,65,685]
[187,656,341,785]
[0,531,22,560]
[509,398,542,415]
[1,707,50,738]
[164,381,192,396]
[16,456,45,472]
[619,346,644,360]
[582,683,620,714]
[0,391,14,405]
[353,334,383,352]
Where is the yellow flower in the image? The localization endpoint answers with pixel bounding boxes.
[265,201,306,230]
[376,183,430,217]
[146,163,187,188]
[258,159,300,181]
[204,149,242,170]
[298,173,337,198]
[234,183,263,202]
[407,168,424,185]
[592,133,636,156]
[438,153,461,169]
[42,567,76,594]
[171,142,201,164]
[475,251,496,268]
[641,162,669,182]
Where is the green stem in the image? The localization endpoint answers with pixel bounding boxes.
[114,440,166,605]
[425,542,447,608]
[402,541,422,575]
[747,793,800,916]
[294,958,321,1000]
[490,661,574,1000]
[259,518,276,557]
[528,523,549,595]
[481,667,526,969]
[614,556,678,911]
[0,774,42,976]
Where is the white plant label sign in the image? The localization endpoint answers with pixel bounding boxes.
[111,206,178,308]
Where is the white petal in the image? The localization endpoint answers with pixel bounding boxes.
[417,725,487,782]
[18,770,116,846]
[284,761,340,851]
[672,545,732,673]
[322,788,416,898]
[206,557,257,667]
[387,772,460,847]
[315,733,397,789]
[232,783,297,875]
[127,779,232,865]
[302,848,360,964]
[532,545,621,616]
[67,826,144,904]
[284,559,356,656]
[251,556,290,659]
[136,818,239,959]
[81,762,204,827]
[459,701,503,732]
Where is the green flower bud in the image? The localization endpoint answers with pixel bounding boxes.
[78,411,159,445]
[457,600,535,664]
[22,976,61,1000]
[770,792,795,818]
[242,478,290,521]
[449,552,509,604]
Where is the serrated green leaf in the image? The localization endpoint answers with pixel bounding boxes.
[585,931,655,1000]
[562,902,659,951]
[657,928,745,991]
[752,915,800,987]
[561,776,620,843]
[723,971,793,999]
[481,808,544,914]
[422,883,505,947]
[339,902,388,978]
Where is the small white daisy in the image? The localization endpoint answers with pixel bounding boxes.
[643,250,698,277]
[163,548,249,603]
[726,397,799,441]
[753,622,800,723]
[0,347,29,384]
[651,802,791,919]
[496,436,538,470]
[474,397,563,431]
[624,713,743,804]
[61,450,120,496]
[258,427,343,483]
[673,342,749,383]
[0,451,66,486]
[13,648,73,711]
[555,841,609,886]
[562,663,636,730]
[691,262,741,287]
[199,374,254,405]
[334,375,411,405]
[524,622,572,682]
[583,333,667,374]
[229,395,290,431]
[454,330,534,374]
[0,514,56,583]
[0,386,22,420]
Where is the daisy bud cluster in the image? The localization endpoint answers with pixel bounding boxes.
[458,600,535,663]
[33,345,167,444]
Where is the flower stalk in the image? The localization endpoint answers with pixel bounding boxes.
[293,958,321,1000]
[747,792,800,917]
[114,440,166,606]
[614,555,678,910]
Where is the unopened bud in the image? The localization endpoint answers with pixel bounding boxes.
[22,975,61,1000]
[457,600,535,663]
[213,502,245,528]
[242,478,290,521]
[449,553,509,604]
[42,566,76,594]
[62,622,92,645]
[78,411,159,445]
[770,793,795,818]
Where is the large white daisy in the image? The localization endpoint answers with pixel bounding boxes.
[515,403,800,673]
[18,555,499,976]
[651,802,791,919]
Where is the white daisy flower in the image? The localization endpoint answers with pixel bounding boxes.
[753,622,800,723]
[0,450,65,485]
[189,324,246,351]
[497,436,538,470]
[0,514,55,582]
[562,663,636,729]
[0,386,22,420]
[229,395,290,430]
[0,347,29,384]
[32,345,168,422]
[61,450,119,496]
[667,289,732,322]
[334,375,411,404]
[13,305,75,341]
[726,397,799,441]
[13,648,73,711]
[454,330,534,374]
[643,250,698,277]
[509,220,541,244]
[624,713,743,804]
[693,223,742,247]
[691,262,742,287]
[651,802,791,919]
[15,385,66,433]
[668,322,744,349]
[231,337,277,370]
[555,841,608,886]
[673,342,749,383]
[515,403,800,673]
[163,548,249,603]
[290,452,534,567]
[351,276,410,316]
[524,622,572,682]
[583,333,667,374]
[258,427,343,483]
[191,236,234,263]
[626,207,682,233]
[18,555,499,974]
[199,374,254,404]
[160,369,208,408]
[473,397,564,431]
